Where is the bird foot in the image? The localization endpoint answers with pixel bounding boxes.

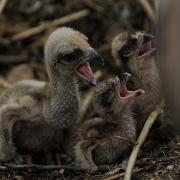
[87,164,98,174]
[76,160,98,174]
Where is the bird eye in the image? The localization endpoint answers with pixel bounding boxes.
[96,85,115,107]
[62,53,76,62]
[61,49,83,63]
[121,44,133,54]
[119,38,137,59]
[101,86,114,99]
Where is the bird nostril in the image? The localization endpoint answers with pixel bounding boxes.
[87,50,104,66]
[138,34,154,45]
[94,53,104,66]
[143,34,154,43]
[119,72,132,82]
[137,35,144,45]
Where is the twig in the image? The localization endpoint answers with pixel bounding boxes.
[11,9,90,41]
[0,53,28,65]
[104,168,142,180]
[4,164,80,171]
[0,166,7,170]
[124,104,163,180]
[138,0,156,23]
[0,163,109,173]
[81,0,104,13]
[0,0,7,15]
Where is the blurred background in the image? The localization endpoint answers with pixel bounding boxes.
[0,0,154,85]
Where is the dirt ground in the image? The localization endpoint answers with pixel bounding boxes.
[0,0,179,179]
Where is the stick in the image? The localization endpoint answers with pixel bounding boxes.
[0,53,28,65]
[11,9,90,41]
[0,0,7,15]
[4,164,80,171]
[0,163,109,173]
[104,168,142,180]
[138,0,156,23]
[124,104,163,180]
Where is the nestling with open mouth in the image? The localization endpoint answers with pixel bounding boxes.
[111,31,162,133]
[0,27,103,163]
[75,73,144,172]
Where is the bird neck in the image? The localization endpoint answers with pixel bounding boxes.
[104,105,132,124]
[51,73,77,96]
[45,72,80,129]
[134,57,157,75]
[129,57,160,88]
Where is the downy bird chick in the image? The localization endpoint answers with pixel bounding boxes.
[0,27,103,163]
[75,73,144,172]
[111,31,162,132]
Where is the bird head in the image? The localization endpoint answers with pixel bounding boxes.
[111,31,156,69]
[93,73,144,115]
[45,27,104,86]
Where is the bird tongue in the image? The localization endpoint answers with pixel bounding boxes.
[137,42,156,59]
[77,62,97,85]
[118,81,144,102]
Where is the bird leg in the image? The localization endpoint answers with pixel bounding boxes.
[75,140,98,173]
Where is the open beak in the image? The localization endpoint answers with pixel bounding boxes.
[75,50,103,86]
[116,73,144,103]
[76,61,97,85]
[136,33,156,59]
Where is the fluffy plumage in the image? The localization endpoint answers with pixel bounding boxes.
[111,31,162,133]
[0,27,103,163]
[75,75,143,172]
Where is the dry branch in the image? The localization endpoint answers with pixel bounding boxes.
[138,0,156,23]
[0,0,7,15]
[11,9,90,41]
[0,53,28,65]
[104,168,142,180]
[0,163,109,173]
[4,164,80,171]
[124,103,163,180]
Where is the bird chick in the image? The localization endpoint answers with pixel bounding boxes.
[111,31,162,132]
[0,27,103,163]
[75,74,144,172]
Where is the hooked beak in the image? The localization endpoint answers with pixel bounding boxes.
[137,33,154,45]
[119,72,132,83]
[116,73,144,103]
[136,33,156,59]
[86,49,104,66]
[75,49,103,86]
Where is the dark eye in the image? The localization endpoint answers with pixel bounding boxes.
[62,53,76,62]
[106,87,113,96]
[121,44,133,54]
[61,49,83,63]
[119,38,137,58]
[101,86,114,99]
